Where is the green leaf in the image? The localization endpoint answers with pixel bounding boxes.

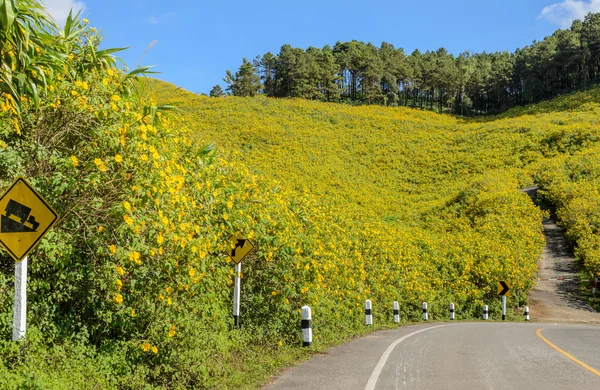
[0,0,16,32]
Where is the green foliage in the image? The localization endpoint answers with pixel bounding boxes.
[209,84,225,97]
[223,58,261,97]
[234,12,600,115]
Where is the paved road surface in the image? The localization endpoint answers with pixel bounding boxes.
[266,322,600,389]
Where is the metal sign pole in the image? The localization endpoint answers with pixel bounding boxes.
[502,295,507,321]
[12,256,27,341]
[233,262,241,328]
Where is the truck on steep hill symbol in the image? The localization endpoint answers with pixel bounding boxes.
[1,200,39,233]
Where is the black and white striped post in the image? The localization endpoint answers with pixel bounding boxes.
[233,262,241,328]
[393,301,399,323]
[449,303,455,320]
[301,305,312,347]
[502,295,507,321]
[483,305,489,320]
[365,300,373,325]
[422,302,428,321]
[524,306,530,321]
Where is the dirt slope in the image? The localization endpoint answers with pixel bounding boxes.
[523,187,600,323]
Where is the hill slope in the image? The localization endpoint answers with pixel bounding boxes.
[148,80,600,224]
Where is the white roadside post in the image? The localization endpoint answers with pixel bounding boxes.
[502,296,507,321]
[233,262,241,328]
[12,256,27,341]
[301,305,312,347]
[449,303,455,320]
[393,301,399,324]
[422,302,428,321]
[524,306,530,321]
[483,305,489,320]
[365,300,373,325]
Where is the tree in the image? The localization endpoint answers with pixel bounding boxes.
[223,58,262,97]
[209,85,225,97]
[219,14,600,114]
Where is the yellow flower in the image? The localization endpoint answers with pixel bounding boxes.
[93,158,106,172]
[70,155,79,167]
[114,294,123,304]
[116,266,124,276]
[83,18,89,23]
[189,268,196,278]
[109,245,117,254]
[123,215,134,225]
[131,309,136,317]
[278,341,283,347]
[129,251,141,265]
[156,234,164,244]
[167,297,172,306]
[97,225,104,233]
[123,201,131,212]
[116,279,122,291]
[142,342,150,352]
[166,286,173,294]
[151,346,158,354]
[111,95,120,102]
[168,325,176,338]
[114,154,123,163]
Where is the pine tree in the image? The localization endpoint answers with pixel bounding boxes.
[209,85,225,97]
[223,58,262,97]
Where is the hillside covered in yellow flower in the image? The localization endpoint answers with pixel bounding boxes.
[150,81,600,223]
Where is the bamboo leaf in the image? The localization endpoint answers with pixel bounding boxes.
[0,0,16,32]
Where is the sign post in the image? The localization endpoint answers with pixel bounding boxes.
[498,281,510,321]
[233,262,241,328]
[0,178,59,342]
[12,256,27,341]
[227,235,254,328]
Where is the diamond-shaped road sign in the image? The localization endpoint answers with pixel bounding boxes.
[498,281,510,296]
[227,235,254,264]
[0,178,59,261]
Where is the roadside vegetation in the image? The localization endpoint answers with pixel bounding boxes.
[0,1,599,388]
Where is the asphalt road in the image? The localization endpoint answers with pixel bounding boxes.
[265,322,600,389]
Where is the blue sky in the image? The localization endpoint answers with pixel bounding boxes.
[43,0,600,94]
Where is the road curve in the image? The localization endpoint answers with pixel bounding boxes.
[265,322,600,389]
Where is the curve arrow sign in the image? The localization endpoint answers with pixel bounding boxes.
[498,281,510,296]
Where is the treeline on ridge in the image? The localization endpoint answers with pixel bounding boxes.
[214,12,600,115]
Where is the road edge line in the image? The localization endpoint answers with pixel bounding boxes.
[536,328,600,377]
[364,323,452,390]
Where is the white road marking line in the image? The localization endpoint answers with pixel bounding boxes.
[364,324,454,390]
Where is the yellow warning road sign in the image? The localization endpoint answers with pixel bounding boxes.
[227,235,254,264]
[498,281,510,296]
[0,178,59,261]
